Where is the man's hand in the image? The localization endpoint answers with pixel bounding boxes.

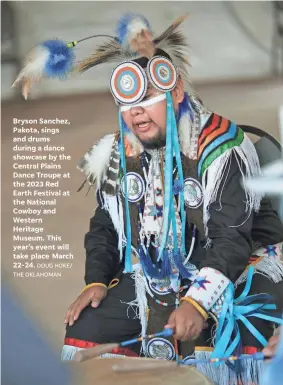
[64,285,107,326]
[165,301,205,341]
[262,334,280,358]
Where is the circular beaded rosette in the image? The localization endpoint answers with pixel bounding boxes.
[110,61,147,105]
[147,56,177,92]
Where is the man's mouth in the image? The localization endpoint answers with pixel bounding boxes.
[136,121,152,132]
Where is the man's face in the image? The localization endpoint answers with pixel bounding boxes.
[121,80,184,149]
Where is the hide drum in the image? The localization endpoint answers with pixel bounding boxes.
[70,357,213,385]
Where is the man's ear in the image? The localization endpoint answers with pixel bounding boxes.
[172,77,185,106]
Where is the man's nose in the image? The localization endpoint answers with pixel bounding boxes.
[130,105,144,116]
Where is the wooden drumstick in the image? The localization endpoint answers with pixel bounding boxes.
[74,328,173,362]
[112,359,178,372]
[74,343,119,362]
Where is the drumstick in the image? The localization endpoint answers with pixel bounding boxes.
[74,328,173,362]
[74,343,120,362]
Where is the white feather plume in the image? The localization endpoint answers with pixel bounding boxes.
[118,14,152,51]
[125,17,150,46]
[12,45,49,86]
[77,134,115,189]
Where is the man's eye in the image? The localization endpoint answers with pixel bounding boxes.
[143,94,152,101]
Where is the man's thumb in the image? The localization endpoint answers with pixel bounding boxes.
[165,312,176,331]
[91,298,101,308]
[90,290,106,308]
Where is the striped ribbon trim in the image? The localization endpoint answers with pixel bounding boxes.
[63,337,138,357]
[197,114,244,177]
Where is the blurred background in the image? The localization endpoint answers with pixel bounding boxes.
[1,1,283,381]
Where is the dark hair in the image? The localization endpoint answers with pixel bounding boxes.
[133,48,172,68]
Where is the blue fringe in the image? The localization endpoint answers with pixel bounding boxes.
[139,245,162,278]
[115,13,152,47]
[172,249,192,279]
[160,249,173,278]
[139,246,174,279]
[42,40,74,78]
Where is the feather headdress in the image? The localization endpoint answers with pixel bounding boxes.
[77,13,190,81]
[12,13,190,99]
